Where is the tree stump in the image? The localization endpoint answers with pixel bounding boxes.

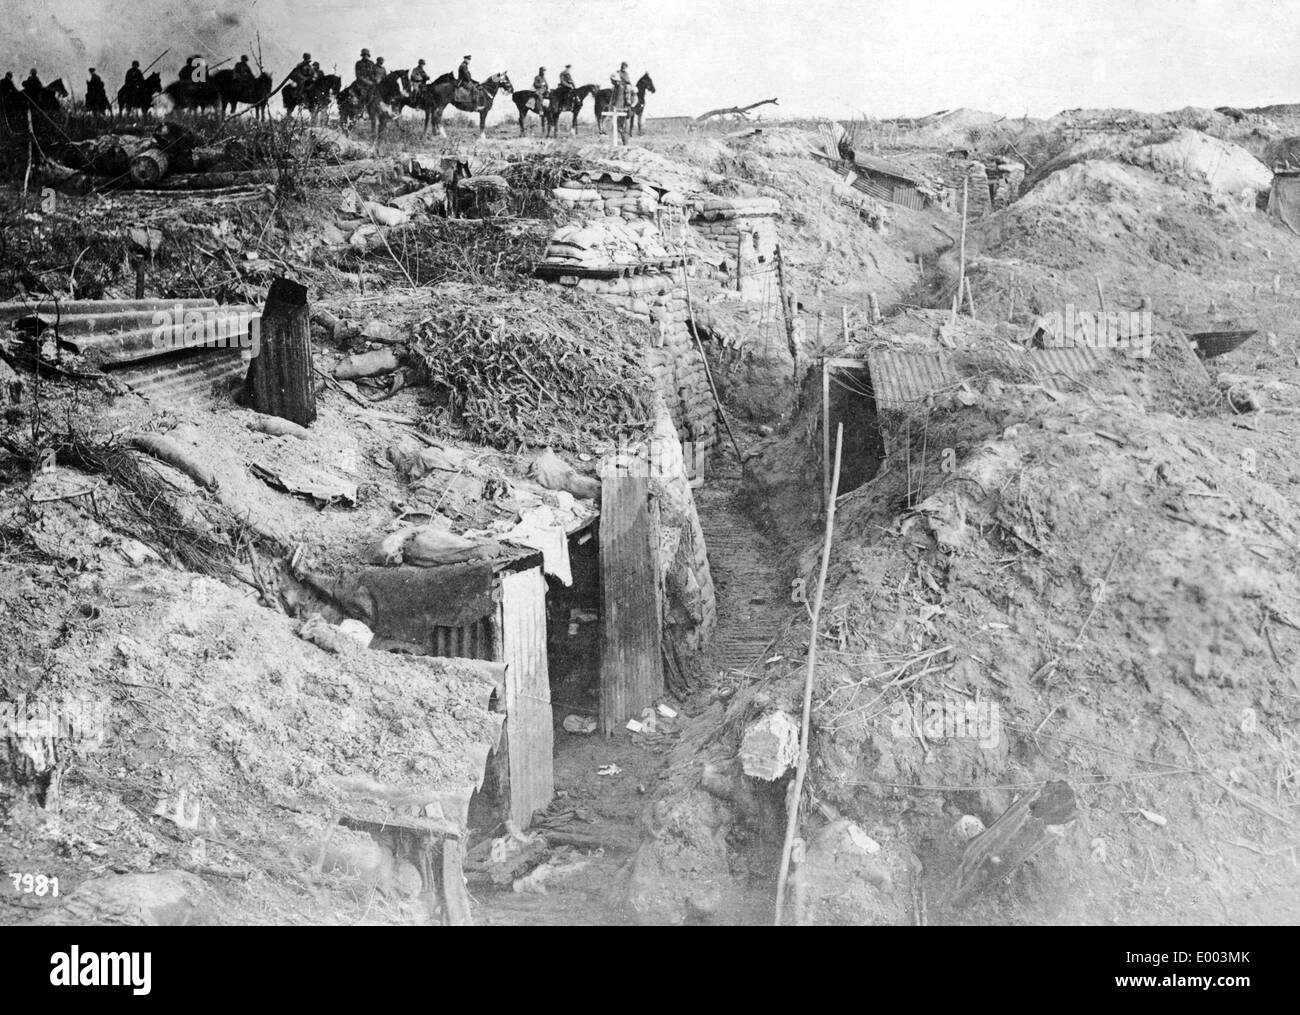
[244,277,316,427]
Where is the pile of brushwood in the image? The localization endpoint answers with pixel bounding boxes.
[410,284,655,452]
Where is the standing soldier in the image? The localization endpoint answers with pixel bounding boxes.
[559,64,575,89]
[354,48,376,88]
[532,66,548,113]
[410,58,429,100]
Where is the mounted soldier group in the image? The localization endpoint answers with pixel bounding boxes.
[1,47,655,141]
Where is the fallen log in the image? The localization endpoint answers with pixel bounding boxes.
[945,779,1076,908]
[129,148,170,185]
[130,432,218,490]
[695,98,779,123]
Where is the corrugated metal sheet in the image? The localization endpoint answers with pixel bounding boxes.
[498,567,554,828]
[851,152,925,185]
[112,347,249,404]
[863,347,1114,411]
[849,171,928,210]
[865,350,961,411]
[432,617,495,659]
[3,298,260,405]
[599,474,663,736]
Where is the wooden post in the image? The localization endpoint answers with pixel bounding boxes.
[134,261,146,299]
[815,309,825,353]
[775,244,798,379]
[821,359,831,506]
[950,176,969,327]
[244,276,317,427]
[1094,274,1107,313]
[775,423,844,926]
[964,276,976,318]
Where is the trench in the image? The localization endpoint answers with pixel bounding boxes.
[471,439,791,925]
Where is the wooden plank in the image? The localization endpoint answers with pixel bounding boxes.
[599,474,664,736]
[499,567,554,828]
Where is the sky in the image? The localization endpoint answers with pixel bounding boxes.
[2,0,1299,120]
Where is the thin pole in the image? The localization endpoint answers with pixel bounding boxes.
[950,176,969,327]
[775,422,843,926]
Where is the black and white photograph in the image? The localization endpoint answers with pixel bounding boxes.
[0,0,1292,972]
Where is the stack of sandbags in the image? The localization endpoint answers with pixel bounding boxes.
[572,273,690,329]
[551,181,604,215]
[544,218,672,267]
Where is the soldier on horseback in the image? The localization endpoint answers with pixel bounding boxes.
[125,61,144,89]
[613,62,632,111]
[354,49,378,87]
[179,57,194,82]
[233,55,256,86]
[410,58,429,100]
[22,69,43,97]
[458,55,474,88]
[86,68,108,115]
[191,55,209,82]
[0,72,16,101]
[559,65,575,89]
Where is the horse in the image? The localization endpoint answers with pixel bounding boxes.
[338,69,409,150]
[213,69,274,119]
[595,72,655,136]
[85,81,111,118]
[545,83,598,136]
[413,71,512,139]
[116,72,161,119]
[512,89,546,136]
[156,78,221,116]
[284,73,340,123]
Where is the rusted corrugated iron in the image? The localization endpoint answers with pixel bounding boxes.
[112,347,248,403]
[599,474,663,736]
[498,566,554,828]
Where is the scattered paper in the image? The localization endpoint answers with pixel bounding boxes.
[596,764,621,776]
[656,704,678,719]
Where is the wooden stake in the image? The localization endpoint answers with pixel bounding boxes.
[950,177,969,327]
[964,275,976,318]
[1094,274,1107,313]
[775,243,798,378]
[821,361,831,506]
[815,309,825,354]
[775,422,843,926]
[682,264,744,464]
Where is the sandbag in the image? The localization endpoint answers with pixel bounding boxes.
[532,448,599,500]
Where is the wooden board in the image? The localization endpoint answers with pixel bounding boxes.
[599,474,664,736]
[498,567,554,829]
